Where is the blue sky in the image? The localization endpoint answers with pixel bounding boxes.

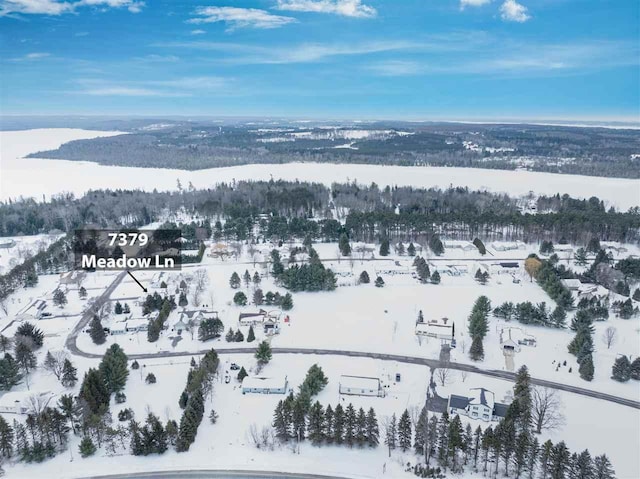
[1,0,638,120]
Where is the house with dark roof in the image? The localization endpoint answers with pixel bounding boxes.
[447,387,509,422]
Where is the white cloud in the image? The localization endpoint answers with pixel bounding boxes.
[190,29,206,35]
[275,0,376,18]
[74,76,227,97]
[366,60,422,76]
[500,0,530,22]
[0,0,144,16]
[9,51,51,61]
[159,40,419,64]
[460,0,491,8]
[188,6,296,30]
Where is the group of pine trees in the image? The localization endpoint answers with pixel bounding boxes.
[611,355,640,382]
[468,296,491,361]
[568,307,596,381]
[534,260,574,309]
[147,295,177,342]
[114,301,131,315]
[273,247,337,292]
[176,349,219,452]
[493,301,567,329]
[413,257,440,284]
[225,327,248,343]
[0,323,49,391]
[251,288,294,311]
[407,366,615,479]
[198,317,224,342]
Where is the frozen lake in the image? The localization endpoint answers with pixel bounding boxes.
[1,128,639,209]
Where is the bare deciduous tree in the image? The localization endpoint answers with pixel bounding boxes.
[435,367,452,386]
[191,269,208,306]
[601,326,617,349]
[43,350,68,381]
[460,370,468,383]
[532,387,565,434]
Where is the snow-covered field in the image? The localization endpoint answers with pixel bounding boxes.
[0,233,62,275]
[1,129,639,210]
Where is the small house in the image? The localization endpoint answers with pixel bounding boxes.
[241,375,288,394]
[448,388,508,422]
[16,299,48,321]
[339,375,385,397]
[263,319,280,336]
[416,318,454,340]
[125,318,149,333]
[239,310,267,326]
[561,279,582,291]
[110,321,127,335]
[490,262,520,275]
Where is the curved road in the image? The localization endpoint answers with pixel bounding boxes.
[66,272,640,411]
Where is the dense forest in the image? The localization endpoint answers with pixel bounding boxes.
[26,121,640,178]
[1,182,638,245]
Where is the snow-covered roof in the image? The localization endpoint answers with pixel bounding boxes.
[416,318,454,335]
[468,388,495,411]
[126,318,149,329]
[562,279,582,289]
[339,375,380,390]
[242,376,287,390]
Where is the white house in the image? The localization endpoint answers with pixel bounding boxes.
[415,318,454,340]
[110,321,128,335]
[241,375,288,394]
[490,241,525,252]
[447,388,508,422]
[125,318,149,333]
[443,241,476,252]
[339,375,385,397]
[238,310,267,326]
[490,262,520,275]
[0,391,55,415]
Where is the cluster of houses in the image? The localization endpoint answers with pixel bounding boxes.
[109,309,220,336]
[240,374,386,397]
[447,388,509,422]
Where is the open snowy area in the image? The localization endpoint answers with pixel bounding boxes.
[1,129,639,211]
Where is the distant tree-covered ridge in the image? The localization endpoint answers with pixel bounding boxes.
[26,122,640,178]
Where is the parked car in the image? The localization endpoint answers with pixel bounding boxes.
[230,363,240,370]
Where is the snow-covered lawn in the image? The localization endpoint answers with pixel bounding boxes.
[2,129,639,210]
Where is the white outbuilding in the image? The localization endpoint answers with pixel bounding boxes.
[241,375,288,394]
[339,375,385,397]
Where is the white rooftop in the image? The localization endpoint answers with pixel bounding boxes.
[242,376,287,390]
[339,375,380,390]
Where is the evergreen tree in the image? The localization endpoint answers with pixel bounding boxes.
[123,303,130,314]
[630,357,640,380]
[252,288,264,306]
[407,242,416,256]
[379,238,390,256]
[253,271,261,286]
[79,436,96,458]
[255,341,272,365]
[430,271,441,284]
[79,286,87,299]
[15,322,44,348]
[307,401,325,445]
[229,272,241,289]
[513,431,531,479]
[247,325,256,343]
[324,405,334,444]
[593,454,615,479]
[356,407,367,446]
[243,270,251,288]
[339,233,351,256]
[14,342,36,387]
[61,358,78,387]
[550,441,570,479]
[429,235,444,256]
[233,291,247,306]
[333,404,345,444]
[437,411,450,468]
[398,409,412,452]
[611,355,631,382]
[447,414,464,471]
[469,336,484,361]
[574,450,594,479]
[237,366,248,382]
[344,403,356,447]
[272,400,289,441]
[79,368,110,414]
[0,353,23,390]
[225,328,234,342]
[359,271,370,284]
[551,306,567,328]
[365,407,379,447]
[281,293,294,311]
[53,289,67,308]
[233,330,244,342]
[374,276,385,288]
[579,354,595,381]
[0,416,14,459]
[114,301,123,314]
[527,436,539,479]
[384,413,397,456]
[292,396,307,441]
[198,318,224,341]
[99,344,129,393]
[89,315,106,345]
[574,248,588,266]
